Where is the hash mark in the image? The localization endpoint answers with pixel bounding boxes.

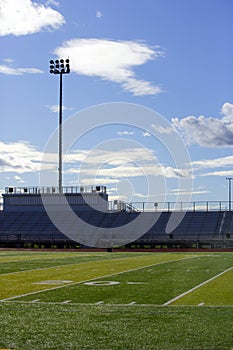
[61,300,72,304]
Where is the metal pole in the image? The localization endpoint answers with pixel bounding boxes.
[229,180,231,212]
[49,58,70,194]
[229,179,231,212]
[59,73,63,193]
[226,177,232,211]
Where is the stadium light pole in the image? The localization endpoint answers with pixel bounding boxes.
[226,177,233,211]
[49,58,70,193]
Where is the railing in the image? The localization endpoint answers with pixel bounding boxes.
[108,201,231,212]
[110,200,139,212]
[4,186,107,195]
[1,187,231,213]
[128,201,230,212]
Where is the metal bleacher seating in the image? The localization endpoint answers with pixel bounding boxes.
[0,185,232,247]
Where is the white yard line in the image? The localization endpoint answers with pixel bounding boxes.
[0,255,200,302]
[163,265,233,306]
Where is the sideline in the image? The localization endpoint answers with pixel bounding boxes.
[2,300,233,308]
[163,265,233,306]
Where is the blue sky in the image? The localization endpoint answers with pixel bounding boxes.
[0,0,233,207]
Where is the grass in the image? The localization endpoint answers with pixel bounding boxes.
[0,251,232,349]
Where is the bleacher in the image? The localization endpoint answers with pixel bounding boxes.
[0,209,232,248]
[136,211,232,247]
[0,185,232,248]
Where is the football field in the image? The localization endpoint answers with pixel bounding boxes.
[0,250,232,349]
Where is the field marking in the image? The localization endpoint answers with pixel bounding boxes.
[2,300,233,308]
[34,280,73,285]
[0,255,201,302]
[61,300,72,304]
[84,281,120,286]
[163,265,233,306]
[127,282,147,285]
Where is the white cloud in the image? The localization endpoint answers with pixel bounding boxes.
[122,78,162,96]
[170,187,209,196]
[3,58,14,63]
[66,148,156,166]
[0,0,65,36]
[143,131,151,137]
[46,104,74,113]
[14,175,24,183]
[96,10,103,18]
[46,0,60,6]
[54,38,164,96]
[66,147,191,180]
[201,170,233,177]
[152,124,176,135]
[117,131,134,136]
[221,102,233,117]
[69,163,190,180]
[0,140,42,173]
[77,178,120,186]
[0,64,43,75]
[172,102,233,147]
[192,154,233,170]
[0,140,191,186]
[190,154,233,178]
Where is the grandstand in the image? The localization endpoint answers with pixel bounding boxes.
[0,186,232,249]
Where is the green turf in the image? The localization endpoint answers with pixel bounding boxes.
[0,303,232,350]
[0,251,141,275]
[16,254,233,305]
[173,266,233,306]
[0,251,232,349]
[0,252,195,300]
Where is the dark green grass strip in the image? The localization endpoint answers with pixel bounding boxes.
[0,252,142,275]
[0,303,232,350]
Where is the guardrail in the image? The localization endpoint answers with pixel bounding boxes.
[126,201,230,212]
[108,201,231,212]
